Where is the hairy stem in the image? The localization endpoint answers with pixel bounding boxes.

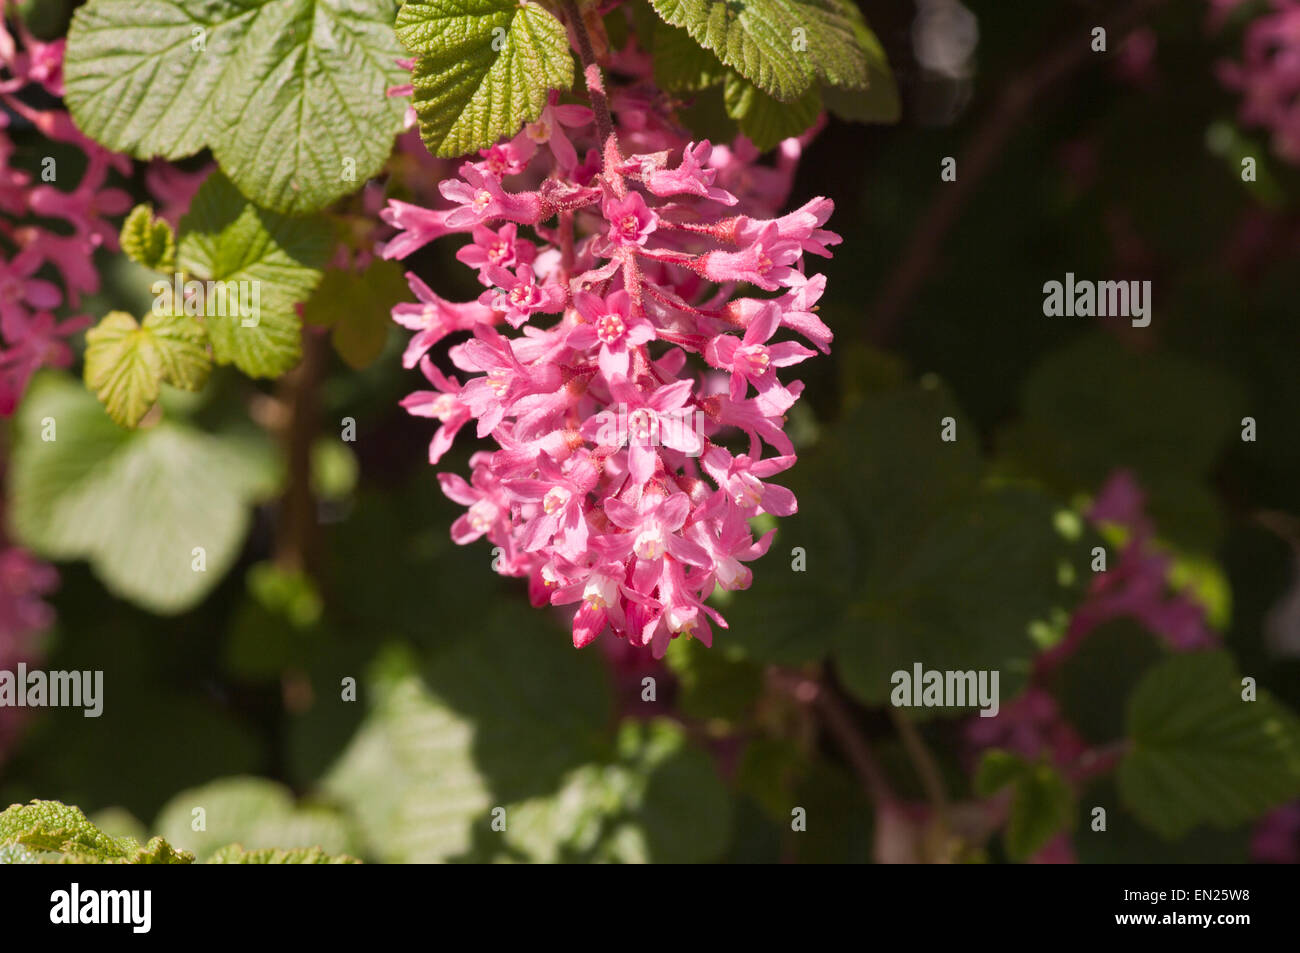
[561,0,616,153]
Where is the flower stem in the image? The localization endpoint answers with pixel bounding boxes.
[561,0,616,153]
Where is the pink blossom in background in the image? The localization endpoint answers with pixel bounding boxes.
[966,469,1218,862]
[0,7,128,412]
[0,541,57,763]
[386,46,834,658]
[1217,0,1300,162]
[1252,801,1300,863]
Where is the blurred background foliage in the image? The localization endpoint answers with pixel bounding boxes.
[3,0,1300,863]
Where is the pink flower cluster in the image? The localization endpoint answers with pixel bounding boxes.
[0,8,133,412]
[386,67,835,656]
[1217,0,1300,162]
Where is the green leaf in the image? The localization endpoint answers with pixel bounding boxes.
[1005,763,1074,861]
[323,619,729,862]
[0,800,193,864]
[723,71,821,151]
[302,260,408,369]
[83,311,164,429]
[1118,650,1300,839]
[974,752,1074,861]
[654,20,727,92]
[322,621,610,862]
[822,0,898,123]
[178,172,329,378]
[646,0,868,102]
[999,333,1245,552]
[726,382,1092,709]
[974,749,1028,797]
[205,844,361,864]
[397,0,575,157]
[665,636,763,723]
[154,777,356,861]
[9,373,281,614]
[119,204,175,272]
[84,311,211,428]
[63,0,409,214]
[503,719,732,863]
[1051,619,1166,745]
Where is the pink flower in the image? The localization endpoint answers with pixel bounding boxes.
[517,91,593,170]
[0,249,61,337]
[700,447,797,517]
[399,356,472,464]
[479,265,567,329]
[731,197,840,257]
[699,222,801,290]
[391,272,497,368]
[455,223,537,286]
[641,141,737,205]
[438,464,514,546]
[440,164,543,227]
[567,289,655,380]
[603,190,657,246]
[704,300,812,412]
[379,200,460,259]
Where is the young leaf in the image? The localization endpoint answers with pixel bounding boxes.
[647,0,869,102]
[84,311,211,428]
[119,205,175,272]
[178,173,330,379]
[83,312,166,429]
[9,374,281,614]
[148,312,213,393]
[1118,651,1300,839]
[0,800,193,864]
[205,845,361,864]
[63,0,409,214]
[396,0,575,157]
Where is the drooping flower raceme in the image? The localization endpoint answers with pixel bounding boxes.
[387,67,835,657]
[0,10,131,413]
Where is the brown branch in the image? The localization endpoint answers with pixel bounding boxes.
[867,0,1169,343]
[887,706,950,820]
[274,329,326,576]
[771,667,894,805]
